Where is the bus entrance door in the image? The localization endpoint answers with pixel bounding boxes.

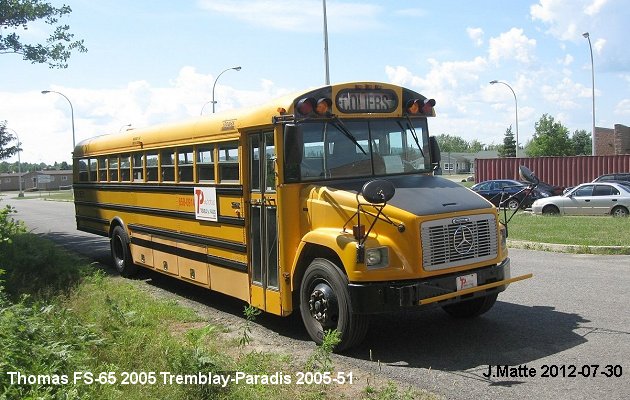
[248,131,281,314]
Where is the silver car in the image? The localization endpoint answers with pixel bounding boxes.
[531,182,630,217]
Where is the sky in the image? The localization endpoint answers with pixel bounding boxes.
[1,0,629,165]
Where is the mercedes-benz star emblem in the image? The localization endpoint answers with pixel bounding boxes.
[453,226,475,255]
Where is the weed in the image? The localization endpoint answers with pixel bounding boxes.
[238,305,261,348]
[305,329,341,372]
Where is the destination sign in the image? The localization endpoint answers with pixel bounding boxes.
[335,89,398,113]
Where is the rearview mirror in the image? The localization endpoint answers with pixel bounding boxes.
[429,136,441,166]
[283,124,303,165]
[361,179,396,204]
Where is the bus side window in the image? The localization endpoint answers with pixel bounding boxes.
[146,152,158,182]
[98,157,107,182]
[218,142,239,183]
[120,154,131,181]
[132,153,144,182]
[89,158,98,181]
[161,149,175,182]
[108,156,119,182]
[196,145,215,182]
[178,146,194,182]
[78,159,89,182]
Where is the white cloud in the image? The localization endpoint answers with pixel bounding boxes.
[2,67,289,164]
[560,54,574,66]
[196,0,382,33]
[585,0,609,16]
[593,38,606,54]
[614,99,630,115]
[488,28,536,64]
[540,77,592,109]
[467,27,484,47]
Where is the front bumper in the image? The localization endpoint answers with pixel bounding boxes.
[348,258,532,314]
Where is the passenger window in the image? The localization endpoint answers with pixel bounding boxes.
[178,147,194,182]
[146,152,159,182]
[98,157,107,182]
[78,159,89,182]
[89,159,98,181]
[196,145,215,182]
[132,153,144,182]
[218,142,239,183]
[120,154,131,181]
[161,149,175,182]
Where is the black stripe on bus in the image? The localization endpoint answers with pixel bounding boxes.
[74,200,245,227]
[128,224,246,253]
[76,215,109,226]
[131,237,248,273]
[73,182,243,196]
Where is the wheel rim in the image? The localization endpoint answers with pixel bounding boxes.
[508,200,519,210]
[613,208,627,217]
[308,282,339,329]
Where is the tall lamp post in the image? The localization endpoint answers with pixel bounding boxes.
[322,0,330,85]
[41,90,76,149]
[583,32,596,156]
[210,66,241,114]
[490,80,519,158]
[7,128,24,197]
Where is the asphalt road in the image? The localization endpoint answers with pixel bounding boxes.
[2,194,629,400]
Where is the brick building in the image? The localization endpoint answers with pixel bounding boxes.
[594,124,630,155]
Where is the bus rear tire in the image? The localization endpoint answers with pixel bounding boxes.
[111,226,137,278]
[299,258,368,352]
[442,293,498,318]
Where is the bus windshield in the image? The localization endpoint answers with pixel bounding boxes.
[294,118,430,181]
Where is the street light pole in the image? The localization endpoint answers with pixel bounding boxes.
[583,32,596,156]
[490,80,519,158]
[322,0,330,85]
[210,66,241,114]
[41,90,76,149]
[7,128,24,197]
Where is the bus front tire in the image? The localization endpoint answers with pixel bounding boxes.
[299,258,368,352]
[442,293,498,318]
[110,226,137,278]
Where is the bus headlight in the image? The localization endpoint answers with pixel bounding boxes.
[365,247,389,269]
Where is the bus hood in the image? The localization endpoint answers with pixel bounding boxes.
[325,175,492,216]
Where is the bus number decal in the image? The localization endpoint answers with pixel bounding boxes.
[194,187,218,222]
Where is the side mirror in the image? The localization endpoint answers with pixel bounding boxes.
[361,179,395,204]
[429,136,441,167]
[283,124,303,165]
[519,165,540,185]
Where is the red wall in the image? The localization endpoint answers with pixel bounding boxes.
[475,155,630,187]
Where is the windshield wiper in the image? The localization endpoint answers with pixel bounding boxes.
[403,116,425,158]
[330,117,367,155]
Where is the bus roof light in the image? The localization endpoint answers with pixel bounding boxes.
[316,97,332,116]
[296,97,316,116]
[422,98,436,114]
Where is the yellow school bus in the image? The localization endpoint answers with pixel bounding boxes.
[73,82,532,351]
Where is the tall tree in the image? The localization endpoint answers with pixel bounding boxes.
[498,125,516,158]
[571,129,592,155]
[0,121,19,160]
[525,114,572,157]
[0,0,87,68]
[436,134,470,152]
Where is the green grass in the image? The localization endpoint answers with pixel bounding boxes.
[1,231,437,400]
[506,212,630,247]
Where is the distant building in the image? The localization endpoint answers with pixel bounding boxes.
[440,150,499,175]
[0,170,72,192]
[594,124,630,156]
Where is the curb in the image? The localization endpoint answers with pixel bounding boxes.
[508,239,630,255]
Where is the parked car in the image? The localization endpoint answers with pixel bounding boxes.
[531,182,630,217]
[470,179,540,210]
[519,180,565,197]
[592,173,630,183]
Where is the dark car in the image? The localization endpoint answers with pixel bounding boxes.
[471,179,540,209]
[592,173,630,183]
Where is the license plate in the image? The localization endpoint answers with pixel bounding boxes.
[456,273,477,291]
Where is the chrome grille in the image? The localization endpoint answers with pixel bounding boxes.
[421,214,498,271]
